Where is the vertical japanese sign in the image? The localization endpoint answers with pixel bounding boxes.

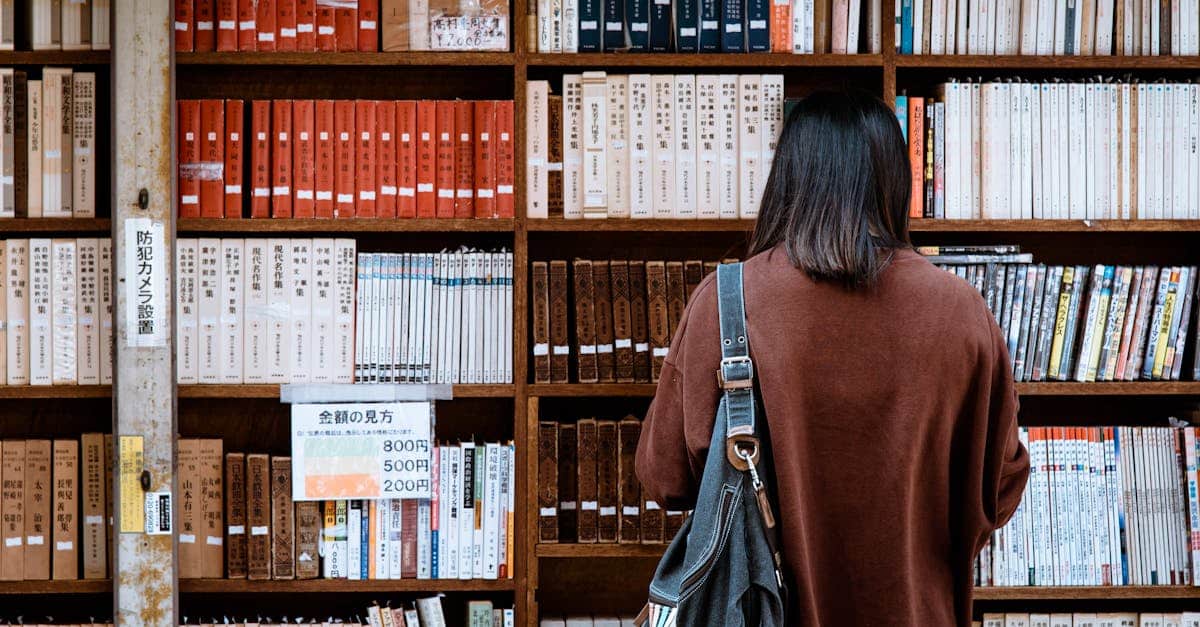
[124,218,167,347]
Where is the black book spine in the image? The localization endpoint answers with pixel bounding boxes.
[649,0,672,50]
[745,0,769,51]
[675,0,699,51]
[719,0,745,51]
[579,0,604,50]
[604,0,626,49]
[627,0,650,50]
[699,0,720,51]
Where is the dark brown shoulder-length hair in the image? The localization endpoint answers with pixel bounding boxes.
[748,89,912,288]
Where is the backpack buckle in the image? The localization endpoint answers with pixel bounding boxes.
[717,356,754,391]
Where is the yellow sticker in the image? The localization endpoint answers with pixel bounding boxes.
[118,436,145,533]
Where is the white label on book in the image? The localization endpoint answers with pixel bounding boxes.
[681,27,697,36]
[318,26,335,35]
[273,186,290,196]
[623,506,639,516]
[702,20,718,28]
[644,501,661,510]
[296,189,314,200]
[560,501,577,510]
[360,20,377,28]
[206,536,223,546]
[456,189,472,197]
[219,20,236,29]
[580,20,599,29]
[476,189,494,198]
[179,534,196,544]
[26,535,44,545]
[337,193,354,203]
[253,187,270,197]
[175,21,189,31]
[606,21,623,30]
[398,187,415,197]
[196,21,214,30]
[297,23,315,33]
[124,219,168,347]
[635,342,649,352]
[631,22,648,31]
[600,506,617,516]
[652,347,669,357]
[417,183,434,193]
[56,541,74,551]
[317,191,334,200]
[181,194,199,205]
[85,515,104,525]
[597,344,613,353]
[749,19,766,28]
[239,20,256,29]
[725,23,742,32]
[4,537,21,547]
[579,344,597,355]
[381,186,397,195]
[553,345,570,355]
[437,189,454,198]
[580,501,599,511]
[298,551,314,562]
[615,339,632,349]
[225,184,241,194]
[539,507,557,516]
[533,343,550,356]
[359,191,376,200]
[280,28,297,37]
[258,32,275,42]
[497,185,514,194]
[227,525,245,535]
[251,526,269,536]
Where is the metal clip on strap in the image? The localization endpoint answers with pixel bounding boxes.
[716,263,758,469]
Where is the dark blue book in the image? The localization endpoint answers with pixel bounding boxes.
[358,501,369,580]
[579,0,603,51]
[627,0,650,50]
[699,0,720,51]
[649,0,672,50]
[745,0,768,51]
[675,0,699,51]
[720,0,744,51]
[604,0,626,49]
[900,0,913,53]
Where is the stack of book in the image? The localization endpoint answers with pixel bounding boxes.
[525,73,784,220]
[537,417,687,544]
[540,618,638,627]
[369,599,515,627]
[897,0,1200,55]
[899,81,1200,220]
[978,614,1200,626]
[177,99,515,220]
[22,1,110,50]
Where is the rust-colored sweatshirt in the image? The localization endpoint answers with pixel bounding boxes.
[636,246,1030,626]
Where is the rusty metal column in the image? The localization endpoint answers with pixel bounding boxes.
[111,0,178,625]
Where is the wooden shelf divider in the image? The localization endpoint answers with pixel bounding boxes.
[179,578,518,593]
[0,50,111,65]
[177,218,516,233]
[177,51,518,66]
[0,218,111,233]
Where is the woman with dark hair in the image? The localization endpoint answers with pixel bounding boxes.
[636,90,1030,626]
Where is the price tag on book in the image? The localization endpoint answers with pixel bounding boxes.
[291,401,434,501]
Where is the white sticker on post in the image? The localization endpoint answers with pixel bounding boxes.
[144,491,172,535]
[124,218,168,347]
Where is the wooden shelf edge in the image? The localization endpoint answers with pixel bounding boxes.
[179,578,516,592]
[0,218,111,233]
[177,51,517,66]
[0,385,111,398]
[0,50,111,65]
[177,218,515,233]
[0,579,112,594]
[526,53,883,68]
[528,382,1200,397]
[527,219,755,232]
[910,219,1200,232]
[178,384,516,399]
[973,586,1200,600]
[536,544,668,558]
[896,54,1200,70]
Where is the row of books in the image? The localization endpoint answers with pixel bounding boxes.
[0,69,99,219]
[0,238,113,387]
[367,599,515,627]
[533,0,882,53]
[0,435,112,581]
[977,615,1200,627]
[897,0,1200,55]
[930,255,1200,382]
[537,418,687,544]
[900,81,1200,221]
[21,0,109,51]
[540,619,637,627]
[525,73,784,221]
[177,99,515,220]
[531,258,721,384]
[980,426,1200,588]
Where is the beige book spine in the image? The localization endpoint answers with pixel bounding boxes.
[51,438,77,580]
[199,439,224,578]
[97,238,111,384]
[75,237,99,385]
[26,80,41,218]
[39,70,64,217]
[60,0,91,50]
[1,440,25,580]
[6,239,27,384]
[92,0,110,49]
[79,432,105,579]
[50,238,76,384]
[0,241,6,383]
[71,72,94,217]
[178,438,202,579]
[23,439,51,580]
[58,68,72,217]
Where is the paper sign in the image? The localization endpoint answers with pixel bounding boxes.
[123,218,167,347]
[144,491,172,535]
[291,401,433,501]
[118,436,144,533]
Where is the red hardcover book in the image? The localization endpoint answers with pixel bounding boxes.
[296,0,317,49]
[256,0,278,50]
[178,100,201,218]
[276,0,298,50]
[495,100,515,218]
[375,100,398,218]
[358,0,379,51]
[434,100,456,218]
[314,100,336,218]
[907,96,924,219]
[355,100,378,218]
[292,100,316,218]
[415,101,436,218]
[216,0,238,50]
[195,0,216,51]
[315,5,336,50]
[175,0,195,51]
[250,101,272,218]
[224,100,245,218]
[271,100,294,218]
[473,101,496,218]
[453,101,475,218]
[396,101,418,218]
[334,100,357,218]
[238,0,257,50]
[334,3,357,51]
[199,99,226,218]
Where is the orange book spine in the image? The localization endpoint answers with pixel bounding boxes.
[277,0,298,50]
[454,101,475,219]
[238,0,258,50]
[907,96,924,220]
[770,0,791,52]
[495,100,515,218]
[216,0,238,50]
[224,100,245,218]
[473,100,497,218]
[334,100,357,218]
[376,100,398,218]
[178,100,201,218]
[250,100,272,218]
[256,0,278,50]
[271,99,294,218]
[335,4,358,51]
[314,100,336,218]
[397,101,418,218]
[292,99,316,218]
[175,0,195,52]
[199,99,226,218]
[296,0,317,50]
[195,0,216,51]
[434,101,456,218]
[358,0,379,51]
[415,101,436,218]
[316,5,336,50]
[355,100,378,218]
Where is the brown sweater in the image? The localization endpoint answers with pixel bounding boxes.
[636,246,1030,626]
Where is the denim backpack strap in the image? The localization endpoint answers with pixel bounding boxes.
[716,263,759,469]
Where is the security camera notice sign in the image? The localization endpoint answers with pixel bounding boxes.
[290,401,434,501]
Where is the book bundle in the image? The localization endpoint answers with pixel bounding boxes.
[540,618,638,626]
[23,0,110,51]
[189,440,516,581]
[0,68,98,219]
[900,81,1200,221]
[977,614,1200,626]
[0,238,114,386]
[979,426,1200,588]
[897,0,1200,55]
[530,257,726,384]
[525,73,784,220]
[537,418,687,545]
[177,98,515,220]
[926,247,1199,382]
[533,0,882,53]
[0,434,114,582]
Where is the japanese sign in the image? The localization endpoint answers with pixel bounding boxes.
[118,436,144,533]
[291,401,433,501]
[123,218,167,347]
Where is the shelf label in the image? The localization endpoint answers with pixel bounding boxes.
[123,218,167,347]
[118,436,144,533]
[144,491,172,535]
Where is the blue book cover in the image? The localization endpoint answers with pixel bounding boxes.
[579,0,603,51]
[900,0,913,54]
[719,0,744,51]
[604,0,626,50]
[745,0,769,51]
[699,0,720,51]
[649,0,672,50]
[675,0,699,51]
[360,501,369,580]
[627,0,650,50]
[895,95,908,141]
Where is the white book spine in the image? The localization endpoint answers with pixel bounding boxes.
[218,239,243,384]
[696,76,720,219]
[50,238,76,384]
[417,497,432,579]
[650,75,676,219]
[504,253,513,383]
[5,239,28,385]
[931,0,946,53]
[436,448,449,578]
[388,499,403,579]
[196,238,221,384]
[241,239,267,384]
[334,239,356,383]
[444,445,460,579]
[563,75,584,219]
[347,502,362,580]
[98,238,111,384]
[374,500,390,580]
[27,80,41,218]
[717,75,739,219]
[525,81,550,220]
[175,239,199,384]
[627,75,653,219]
[581,72,608,218]
[738,75,762,219]
[562,0,579,51]
[289,239,312,383]
[1068,83,1087,219]
[760,75,784,201]
[74,238,98,385]
[483,442,501,579]
[71,72,94,218]
[673,75,698,219]
[606,75,630,218]
[266,238,291,383]
[310,239,336,383]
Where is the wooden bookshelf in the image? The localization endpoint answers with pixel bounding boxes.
[179,578,518,593]
[526,52,884,67]
[0,579,113,595]
[177,384,517,399]
[176,217,516,233]
[0,218,111,233]
[894,54,1200,70]
[0,51,111,65]
[0,385,113,398]
[177,51,518,66]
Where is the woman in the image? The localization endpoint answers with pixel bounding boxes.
[635,90,1030,626]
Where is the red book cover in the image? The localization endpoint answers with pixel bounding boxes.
[358,0,379,51]
[473,100,496,219]
[397,101,418,218]
[224,100,245,218]
[292,99,316,218]
[199,99,226,218]
[334,4,357,51]
[334,100,357,218]
[415,101,436,218]
[194,0,216,51]
[250,101,271,218]
[434,101,456,218]
[271,100,294,218]
[276,0,297,50]
[175,0,195,52]
[907,96,924,219]
[495,100,514,218]
[355,100,378,218]
[178,100,201,218]
[216,0,238,50]
[237,0,257,50]
[315,5,336,50]
[453,101,475,218]
[314,100,336,218]
[296,0,317,50]
[256,0,278,50]
[375,100,398,218]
